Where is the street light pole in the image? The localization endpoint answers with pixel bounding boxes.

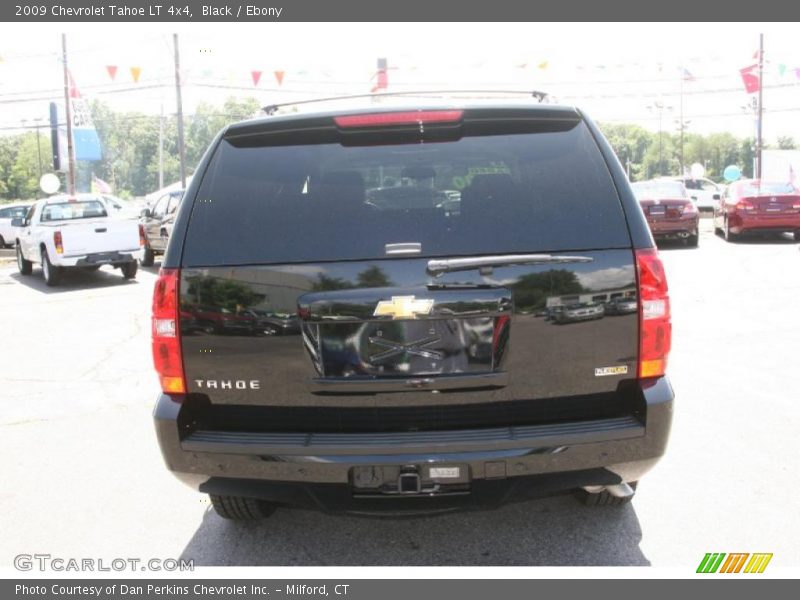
[34,118,43,179]
[756,33,764,179]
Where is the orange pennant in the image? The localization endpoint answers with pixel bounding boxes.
[274,70,285,86]
[130,66,142,83]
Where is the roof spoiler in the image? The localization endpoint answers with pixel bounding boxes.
[261,90,549,116]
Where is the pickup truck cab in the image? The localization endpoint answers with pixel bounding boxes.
[13,194,144,286]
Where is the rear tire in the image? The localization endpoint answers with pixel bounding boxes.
[0,235,5,248]
[209,494,277,520]
[724,220,738,243]
[41,248,62,287]
[576,482,638,507]
[16,244,32,275]
[687,233,699,247]
[121,260,138,280]
[794,230,800,243]
[140,247,155,267]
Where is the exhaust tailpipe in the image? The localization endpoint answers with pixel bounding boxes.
[581,482,635,498]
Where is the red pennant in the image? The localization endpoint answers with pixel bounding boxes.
[251,70,262,86]
[130,66,142,83]
[106,65,118,81]
[67,71,81,99]
[739,64,760,94]
[274,70,285,86]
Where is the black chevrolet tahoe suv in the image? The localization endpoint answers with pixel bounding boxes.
[152,101,674,520]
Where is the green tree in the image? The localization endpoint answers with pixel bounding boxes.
[777,136,796,150]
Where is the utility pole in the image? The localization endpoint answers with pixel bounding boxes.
[158,101,165,189]
[61,34,77,194]
[173,33,187,188]
[756,33,764,180]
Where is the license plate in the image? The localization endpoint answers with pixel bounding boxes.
[429,466,461,479]
[649,206,665,215]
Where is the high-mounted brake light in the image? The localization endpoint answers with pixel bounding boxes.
[54,231,63,254]
[334,110,464,129]
[636,248,671,379]
[152,268,185,395]
[138,224,146,247]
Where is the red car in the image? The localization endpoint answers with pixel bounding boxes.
[631,179,699,247]
[714,180,800,242]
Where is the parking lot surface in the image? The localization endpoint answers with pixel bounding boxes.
[1,218,799,567]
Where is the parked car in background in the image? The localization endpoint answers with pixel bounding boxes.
[139,189,184,266]
[244,310,302,336]
[0,203,32,248]
[604,296,638,316]
[631,179,699,247]
[12,194,143,286]
[99,195,142,220]
[554,302,605,324]
[671,176,722,211]
[714,179,800,242]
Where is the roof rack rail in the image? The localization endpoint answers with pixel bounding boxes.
[261,89,549,116]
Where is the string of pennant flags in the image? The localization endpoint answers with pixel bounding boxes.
[3,50,800,94]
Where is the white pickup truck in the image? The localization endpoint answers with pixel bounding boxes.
[12,194,144,286]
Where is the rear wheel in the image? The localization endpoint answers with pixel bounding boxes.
[723,219,738,242]
[16,244,32,275]
[140,247,155,267]
[794,230,800,242]
[209,495,277,520]
[121,260,138,280]
[0,235,5,248]
[41,248,62,287]
[687,233,699,247]
[576,482,638,506]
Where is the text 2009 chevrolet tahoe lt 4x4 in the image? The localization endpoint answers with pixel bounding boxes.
[152,102,673,520]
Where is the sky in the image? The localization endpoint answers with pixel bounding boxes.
[1,22,800,142]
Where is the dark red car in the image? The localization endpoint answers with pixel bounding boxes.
[714,180,800,242]
[631,179,699,247]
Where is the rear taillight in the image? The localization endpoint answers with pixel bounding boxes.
[54,231,63,254]
[636,248,671,379]
[334,110,463,128]
[138,224,146,247]
[736,200,756,211]
[682,201,697,214]
[152,268,185,395]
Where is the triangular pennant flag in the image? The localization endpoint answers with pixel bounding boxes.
[251,70,262,86]
[106,65,118,80]
[538,60,548,70]
[778,64,787,76]
[274,70,284,86]
[67,70,81,99]
[130,66,142,83]
[739,64,760,94]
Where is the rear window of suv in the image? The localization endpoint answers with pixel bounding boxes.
[182,118,629,266]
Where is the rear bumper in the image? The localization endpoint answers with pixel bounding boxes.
[646,216,698,237]
[153,377,674,511]
[729,213,800,234]
[59,248,143,267]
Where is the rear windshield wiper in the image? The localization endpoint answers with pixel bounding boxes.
[426,254,593,277]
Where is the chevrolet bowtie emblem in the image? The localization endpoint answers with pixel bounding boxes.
[373,296,435,319]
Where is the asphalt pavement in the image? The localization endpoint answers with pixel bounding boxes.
[1,218,798,567]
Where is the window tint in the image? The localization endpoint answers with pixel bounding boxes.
[182,121,630,266]
[0,208,8,218]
